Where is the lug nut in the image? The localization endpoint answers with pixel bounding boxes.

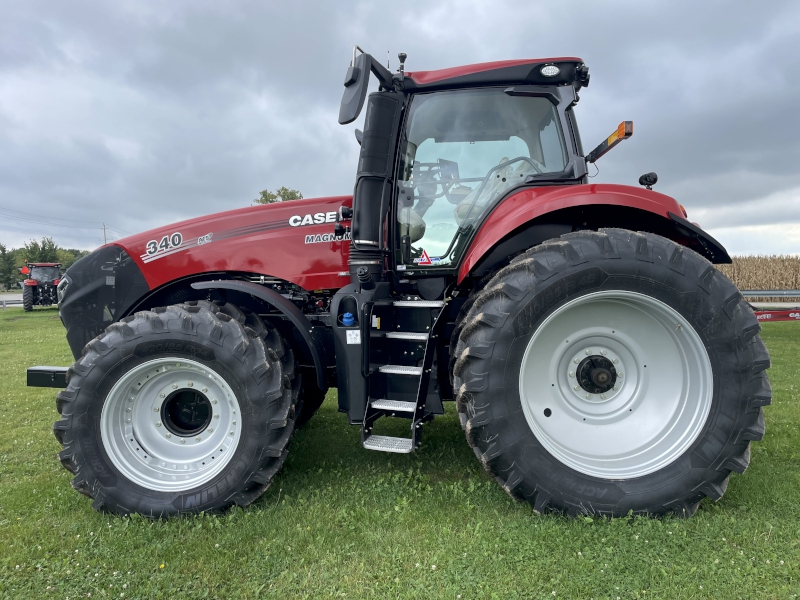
[214,414,219,419]
[569,371,575,378]
[586,394,592,399]
[208,428,213,433]
[188,382,193,387]
[180,439,185,444]
[212,399,217,405]
[585,349,592,355]
[612,358,618,364]
[166,433,171,438]
[195,436,201,442]
[618,372,624,378]
[126,419,131,423]
[573,358,579,364]
[614,385,619,390]
[154,407,159,412]
[202,388,208,393]
[126,407,131,412]
[156,422,162,427]
[159,393,165,398]
[600,394,606,399]
[600,350,607,356]
[229,431,234,436]
[172,384,178,389]
[573,385,579,391]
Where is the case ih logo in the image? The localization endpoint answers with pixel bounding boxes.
[289,212,338,227]
[755,311,800,321]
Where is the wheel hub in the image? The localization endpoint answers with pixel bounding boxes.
[576,355,617,394]
[161,389,212,437]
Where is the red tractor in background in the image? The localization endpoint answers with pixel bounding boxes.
[19,262,62,311]
[28,49,770,519]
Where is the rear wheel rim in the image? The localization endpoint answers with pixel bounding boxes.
[100,358,242,492]
[518,290,713,479]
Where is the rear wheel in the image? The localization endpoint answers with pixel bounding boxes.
[53,301,297,516]
[22,286,33,311]
[453,229,771,517]
[295,377,327,427]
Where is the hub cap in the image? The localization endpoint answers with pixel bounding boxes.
[100,358,242,492]
[518,290,713,479]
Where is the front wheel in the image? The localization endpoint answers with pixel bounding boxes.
[453,229,771,517]
[53,301,297,516]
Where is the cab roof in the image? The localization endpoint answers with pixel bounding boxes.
[403,57,587,91]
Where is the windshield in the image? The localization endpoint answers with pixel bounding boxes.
[396,88,567,267]
[30,266,61,281]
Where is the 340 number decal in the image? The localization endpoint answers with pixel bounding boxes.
[145,232,183,256]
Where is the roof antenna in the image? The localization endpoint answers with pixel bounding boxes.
[397,52,407,81]
[387,50,390,69]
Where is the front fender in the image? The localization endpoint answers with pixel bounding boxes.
[191,280,328,390]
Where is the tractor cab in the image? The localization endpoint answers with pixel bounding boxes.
[329,51,596,450]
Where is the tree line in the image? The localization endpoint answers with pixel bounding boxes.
[0,237,89,291]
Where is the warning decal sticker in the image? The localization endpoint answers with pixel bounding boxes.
[414,250,432,265]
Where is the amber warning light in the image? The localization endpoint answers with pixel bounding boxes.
[586,121,633,163]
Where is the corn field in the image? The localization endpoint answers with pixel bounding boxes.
[717,255,800,301]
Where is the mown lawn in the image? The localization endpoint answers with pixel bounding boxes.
[0,308,798,599]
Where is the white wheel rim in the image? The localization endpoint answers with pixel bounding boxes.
[519,290,713,479]
[100,358,242,492]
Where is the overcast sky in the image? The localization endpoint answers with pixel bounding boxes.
[1,0,798,254]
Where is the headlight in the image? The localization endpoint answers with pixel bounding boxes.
[57,275,71,304]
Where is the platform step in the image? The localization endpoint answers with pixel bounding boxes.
[393,300,445,308]
[363,435,414,453]
[378,365,423,376]
[385,331,429,341]
[371,399,417,412]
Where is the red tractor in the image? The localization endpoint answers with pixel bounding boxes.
[19,262,62,311]
[28,50,770,518]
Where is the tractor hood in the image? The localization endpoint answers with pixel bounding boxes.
[58,196,352,359]
[113,196,353,291]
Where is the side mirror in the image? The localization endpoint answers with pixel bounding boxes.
[339,52,370,125]
[354,129,363,145]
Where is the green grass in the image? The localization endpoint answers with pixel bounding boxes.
[1,308,799,599]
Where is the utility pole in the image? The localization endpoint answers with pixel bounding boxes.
[103,223,107,245]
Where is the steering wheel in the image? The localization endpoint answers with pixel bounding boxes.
[492,156,546,177]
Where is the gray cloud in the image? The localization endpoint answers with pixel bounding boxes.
[0,0,798,253]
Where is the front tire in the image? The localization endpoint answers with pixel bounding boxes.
[453,229,771,517]
[53,301,297,516]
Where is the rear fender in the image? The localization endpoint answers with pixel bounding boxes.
[459,184,730,282]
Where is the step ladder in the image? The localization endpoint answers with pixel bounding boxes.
[362,297,447,453]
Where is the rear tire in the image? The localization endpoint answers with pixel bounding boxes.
[295,377,327,427]
[453,229,771,517]
[53,301,298,516]
[22,286,33,312]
